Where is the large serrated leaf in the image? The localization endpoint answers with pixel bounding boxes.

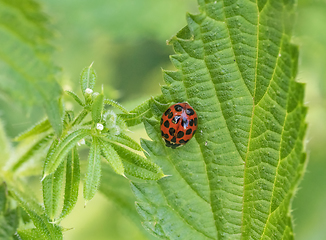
[133,1,307,239]
[0,0,63,136]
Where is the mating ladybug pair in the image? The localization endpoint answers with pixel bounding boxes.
[160,102,198,148]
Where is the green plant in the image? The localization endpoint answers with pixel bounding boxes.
[0,0,307,239]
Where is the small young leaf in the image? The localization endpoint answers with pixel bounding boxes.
[101,133,143,152]
[99,139,124,176]
[104,99,129,113]
[12,133,54,172]
[72,109,89,126]
[80,63,96,94]
[13,118,52,141]
[91,93,104,123]
[58,146,80,221]
[83,137,101,202]
[42,159,65,221]
[118,99,153,127]
[17,228,43,240]
[110,143,164,180]
[43,129,91,177]
[65,90,84,106]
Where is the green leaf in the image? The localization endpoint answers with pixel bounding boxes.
[80,63,96,94]
[0,120,10,167]
[8,184,63,240]
[72,109,89,126]
[17,229,43,240]
[91,93,104,123]
[42,159,65,221]
[13,118,52,141]
[45,97,64,138]
[0,208,19,240]
[65,90,84,107]
[133,1,307,239]
[101,133,143,152]
[119,99,153,127]
[99,163,156,240]
[110,142,164,180]
[43,129,91,177]
[83,136,101,203]
[0,182,7,215]
[104,98,129,114]
[58,146,80,221]
[11,133,54,172]
[99,139,124,176]
[0,0,63,137]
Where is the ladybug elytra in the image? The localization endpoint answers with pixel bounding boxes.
[160,102,198,148]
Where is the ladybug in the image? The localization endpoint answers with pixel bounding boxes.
[160,102,198,148]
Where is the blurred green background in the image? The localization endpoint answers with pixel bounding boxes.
[1,0,325,239]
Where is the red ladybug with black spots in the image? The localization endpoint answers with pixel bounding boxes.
[160,102,198,148]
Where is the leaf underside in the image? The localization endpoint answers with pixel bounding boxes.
[133,1,306,240]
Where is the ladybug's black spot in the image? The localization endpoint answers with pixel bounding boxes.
[177,131,184,138]
[186,129,192,135]
[186,108,195,116]
[164,120,170,128]
[169,128,175,136]
[172,115,181,124]
[194,118,198,126]
[171,136,176,143]
[164,108,171,116]
[189,119,194,126]
[174,104,183,112]
[193,130,197,135]
[171,144,180,149]
[161,130,164,136]
[168,112,173,119]
[163,133,169,139]
[160,118,163,125]
[164,139,180,149]
[179,139,186,144]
